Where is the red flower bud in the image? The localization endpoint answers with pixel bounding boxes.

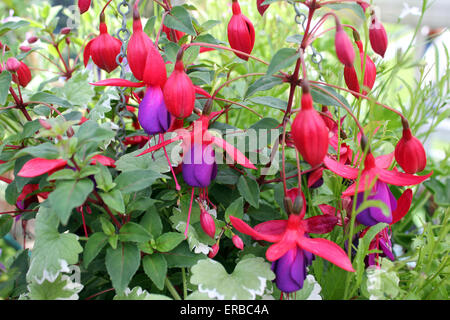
[335,24,355,67]
[18,158,68,178]
[344,41,376,97]
[39,119,52,130]
[19,46,32,52]
[11,61,32,87]
[162,25,184,42]
[27,36,38,44]
[369,14,388,58]
[78,0,91,14]
[60,27,71,35]
[6,58,20,72]
[256,0,269,16]
[291,90,329,167]
[84,21,122,73]
[127,8,166,85]
[357,1,370,12]
[208,244,219,258]
[227,0,255,61]
[200,209,216,239]
[395,128,427,174]
[163,59,195,119]
[232,235,244,250]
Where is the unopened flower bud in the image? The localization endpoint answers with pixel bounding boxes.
[200,209,216,239]
[369,14,388,58]
[27,36,38,44]
[60,27,71,35]
[395,127,427,174]
[208,244,219,258]
[335,23,355,67]
[19,45,32,52]
[232,235,244,250]
[6,58,20,72]
[39,119,52,130]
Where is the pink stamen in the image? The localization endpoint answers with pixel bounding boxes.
[185,187,195,238]
[160,133,180,191]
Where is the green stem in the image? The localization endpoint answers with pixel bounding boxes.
[165,277,182,300]
[181,267,187,299]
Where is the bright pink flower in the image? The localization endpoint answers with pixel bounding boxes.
[344,40,377,96]
[90,154,116,167]
[335,23,355,67]
[227,0,255,61]
[6,58,20,72]
[369,14,388,58]
[200,209,216,239]
[78,0,91,14]
[208,243,219,258]
[232,234,244,250]
[17,158,68,178]
[84,19,122,73]
[229,211,353,272]
[291,91,329,167]
[324,150,432,197]
[163,59,195,119]
[395,128,427,174]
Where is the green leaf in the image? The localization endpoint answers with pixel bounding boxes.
[119,222,152,243]
[155,232,185,252]
[310,84,351,109]
[83,232,109,268]
[47,169,77,181]
[225,197,244,223]
[324,3,366,21]
[14,142,60,159]
[199,20,221,32]
[286,34,304,44]
[100,217,116,236]
[0,215,14,238]
[105,242,141,293]
[99,189,125,214]
[53,71,95,107]
[245,76,284,99]
[355,200,390,218]
[266,48,300,76]
[94,164,116,192]
[249,96,287,111]
[140,207,162,238]
[114,169,166,194]
[142,254,167,290]
[424,178,450,206]
[113,286,172,300]
[164,242,206,268]
[28,92,72,108]
[237,175,260,208]
[48,179,94,225]
[75,120,116,146]
[0,71,12,105]
[0,20,30,36]
[27,205,83,282]
[190,256,275,299]
[78,165,100,179]
[143,16,157,35]
[164,5,196,36]
[24,273,83,300]
[89,87,115,121]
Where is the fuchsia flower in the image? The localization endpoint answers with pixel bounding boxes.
[360,189,413,266]
[138,86,173,135]
[83,14,122,73]
[163,58,196,119]
[369,14,388,58]
[78,0,92,14]
[227,0,255,61]
[344,40,377,97]
[200,207,216,239]
[6,58,32,88]
[291,88,329,167]
[335,23,355,67]
[395,127,427,174]
[324,148,432,197]
[230,188,354,293]
[256,0,270,16]
[16,184,49,210]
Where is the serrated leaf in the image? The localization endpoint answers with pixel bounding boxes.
[237,175,260,208]
[24,273,83,300]
[142,254,167,290]
[48,179,94,225]
[53,71,95,107]
[83,232,109,268]
[190,256,275,300]
[113,286,172,300]
[266,48,300,76]
[105,242,141,293]
[119,222,152,243]
[26,205,83,282]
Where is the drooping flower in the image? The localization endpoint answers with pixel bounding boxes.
[163,58,195,119]
[369,14,388,58]
[344,40,377,97]
[78,0,92,14]
[256,0,269,16]
[7,59,32,87]
[83,14,122,73]
[138,86,173,135]
[229,189,354,293]
[16,184,49,210]
[395,127,427,174]
[291,87,329,167]
[200,207,216,239]
[335,23,355,67]
[182,142,217,188]
[324,149,432,197]
[227,0,255,61]
[232,234,244,250]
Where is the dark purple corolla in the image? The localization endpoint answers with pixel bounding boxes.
[356,181,395,226]
[182,143,217,188]
[138,86,172,136]
[271,246,314,293]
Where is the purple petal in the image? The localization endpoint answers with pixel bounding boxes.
[356,181,394,226]
[182,143,216,187]
[138,86,172,135]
